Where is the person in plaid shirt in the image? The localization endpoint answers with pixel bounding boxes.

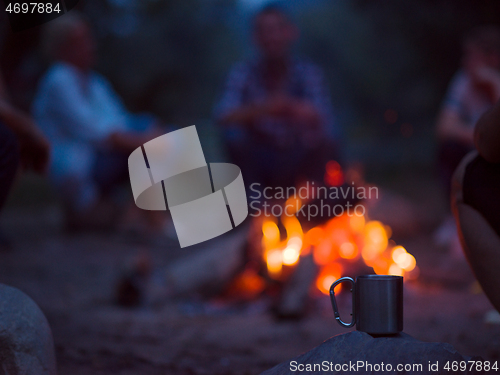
[215,4,339,190]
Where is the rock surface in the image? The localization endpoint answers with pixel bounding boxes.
[0,284,57,375]
[261,331,483,374]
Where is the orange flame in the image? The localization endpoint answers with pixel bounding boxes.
[262,211,418,293]
[260,162,418,295]
[262,203,306,277]
[316,263,343,294]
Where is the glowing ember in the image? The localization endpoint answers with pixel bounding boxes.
[283,246,300,265]
[362,221,389,263]
[388,263,404,276]
[349,214,365,233]
[262,220,280,246]
[392,246,416,272]
[266,249,283,276]
[325,160,344,186]
[339,242,357,259]
[225,268,266,299]
[304,227,324,247]
[260,204,306,277]
[316,263,343,294]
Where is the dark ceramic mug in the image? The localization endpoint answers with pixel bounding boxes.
[330,275,403,335]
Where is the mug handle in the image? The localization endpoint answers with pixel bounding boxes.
[329,277,356,328]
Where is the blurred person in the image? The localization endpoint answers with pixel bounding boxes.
[0,71,50,248]
[475,99,500,164]
[435,25,500,253]
[33,13,163,232]
[437,25,500,191]
[214,4,338,192]
[461,97,500,235]
[452,98,500,316]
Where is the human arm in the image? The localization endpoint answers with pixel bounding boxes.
[107,126,163,152]
[292,64,334,132]
[37,66,130,143]
[220,94,312,126]
[436,107,474,144]
[219,102,271,127]
[436,72,475,145]
[0,75,50,174]
[474,100,500,163]
[215,63,293,127]
[216,62,331,132]
[472,66,500,103]
[216,63,266,127]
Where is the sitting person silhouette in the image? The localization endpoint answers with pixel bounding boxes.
[0,71,50,248]
[33,13,161,231]
[435,25,500,255]
[452,98,500,313]
[214,4,339,192]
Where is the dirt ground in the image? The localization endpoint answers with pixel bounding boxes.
[1,173,499,375]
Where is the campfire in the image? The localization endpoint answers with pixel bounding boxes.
[227,161,419,312]
[262,206,419,295]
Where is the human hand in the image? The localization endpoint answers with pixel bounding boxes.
[107,131,130,151]
[265,94,294,117]
[0,100,50,174]
[290,100,321,127]
[18,122,50,175]
[472,66,500,100]
[107,129,162,152]
[473,65,500,83]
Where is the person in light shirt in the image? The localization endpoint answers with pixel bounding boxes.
[33,13,161,230]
